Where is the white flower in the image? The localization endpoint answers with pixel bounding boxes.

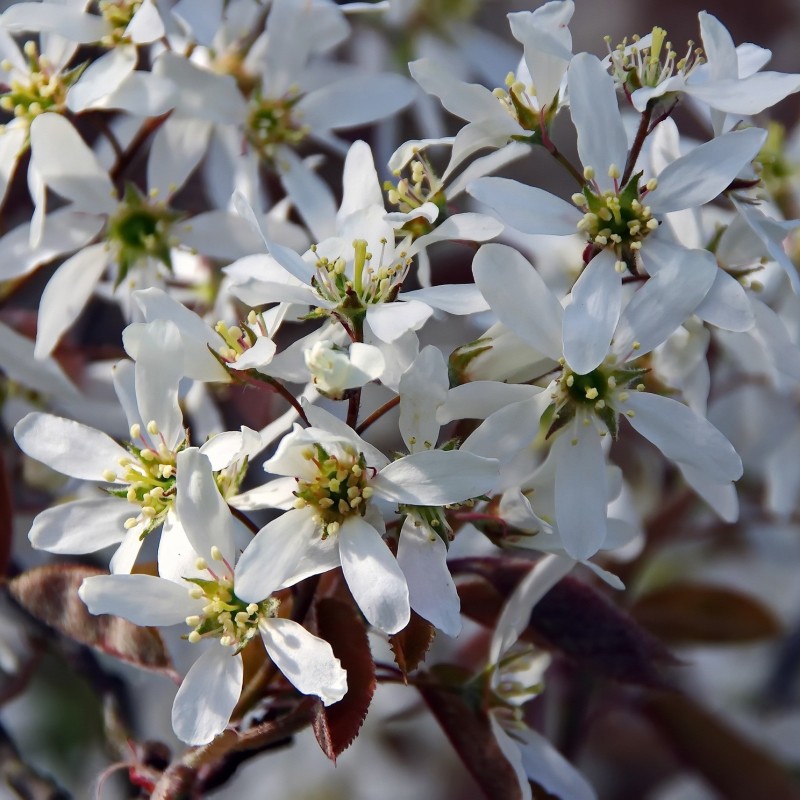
[80,447,347,745]
[487,554,597,800]
[233,416,499,634]
[304,340,384,399]
[468,243,741,560]
[469,54,768,353]
[22,112,260,358]
[13,320,256,574]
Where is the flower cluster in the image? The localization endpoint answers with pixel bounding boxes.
[3,2,800,799]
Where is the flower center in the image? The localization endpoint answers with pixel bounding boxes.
[606,27,705,93]
[184,549,279,653]
[384,155,447,236]
[214,311,270,366]
[573,170,659,271]
[492,72,543,132]
[293,443,373,537]
[103,422,186,536]
[106,184,181,286]
[311,238,412,312]
[245,90,308,162]
[544,357,647,439]
[0,42,71,124]
[98,0,143,45]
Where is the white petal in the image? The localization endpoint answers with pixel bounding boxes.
[147,117,211,200]
[0,4,108,42]
[109,523,147,574]
[562,250,620,374]
[397,518,461,637]
[234,508,323,602]
[172,647,242,745]
[409,58,503,122]
[613,244,716,358]
[516,727,597,800]
[67,46,137,111]
[694,267,754,331]
[260,618,347,706]
[126,319,184,448]
[179,210,265,261]
[34,243,110,359]
[366,300,432,342]
[278,148,337,241]
[685,72,800,115]
[133,288,228,382]
[125,0,164,44]
[473,243,563,358]
[92,70,175,116]
[176,448,237,566]
[0,208,104,283]
[79,574,197,626]
[14,411,127,480]
[338,140,383,223]
[489,717,533,800]
[153,52,247,123]
[647,128,767,214]
[463,393,550,463]
[468,177,579,235]
[158,510,206,585]
[30,114,115,212]
[339,517,410,634]
[374,449,499,505]
[679,464,739,523]
[439,383,542,424]
[568,53,627,188]
[402,283,489,315]
[0,123,26,209]
[29,498,128,554]
[299,73,414,131]
[553,425,608,560]
[408,212,504,254]
[624,392,742,482]
[228,336,277,372]
[0,320,78,398]
[399,345,448,452]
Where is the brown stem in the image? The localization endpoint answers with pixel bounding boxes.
[540,119,586,187]
[621,106,653,186]
[355,394,400,434]
[229,505,259,535]
[260,375,310,425]
[110,112,172,184]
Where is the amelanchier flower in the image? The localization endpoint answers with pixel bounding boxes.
[468,243,742,560]
[229,140,497,386]
[80,447,347,746]
[22,112,260,359]
[608,13,800,131]
[13,320,256,573]
[233,415,500,635]
[487,554,597,800]
[408,1,575,177]
[469,52,768,355]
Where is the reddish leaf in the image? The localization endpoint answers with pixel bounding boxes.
[643,691,800,800]
[453,557,675,687]
[313,597,376,761]
[631,583,783,644]
[8,564,174,676]
[419,675,523,800]
[0,449,11,577]
[389,611,435,677]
